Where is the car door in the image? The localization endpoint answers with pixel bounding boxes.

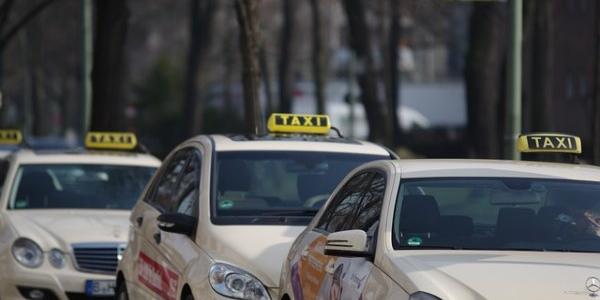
[130,148,191,300]
[335,172,386,300]
[155,148,203,299]
[289,171,386,300]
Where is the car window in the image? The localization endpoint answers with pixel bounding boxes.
[9,164,156,210]
[147,149,190,211]
[172,151,201,216]
[316,172,373,233]
[351,172,385,232]
[212,151,388,225]
[393,178,600,252]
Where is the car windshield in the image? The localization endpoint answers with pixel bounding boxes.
[9,164,156,210]
[393,178,600,253]
[213,151,389,225]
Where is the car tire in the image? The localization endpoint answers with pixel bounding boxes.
[116,280,129,300]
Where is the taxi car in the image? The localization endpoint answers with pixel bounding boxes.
[0,131,160,300]
[116,113,397,300]
[0,130,23,189]
[279,133,600,300]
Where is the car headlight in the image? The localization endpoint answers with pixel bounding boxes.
[409,291,442,300]
[48,249,65,269]
[209,263,270,300]
[11,238,43,268]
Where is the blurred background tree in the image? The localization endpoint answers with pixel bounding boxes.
[0,0,597,162]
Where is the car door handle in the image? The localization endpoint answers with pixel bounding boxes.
[153,232,161,244]
[136,216,144,227]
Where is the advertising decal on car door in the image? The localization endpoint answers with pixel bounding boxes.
[137,251,179,300]
[291,235,372,300]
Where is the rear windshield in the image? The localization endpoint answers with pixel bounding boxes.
[9,164,156,210]
[393,178,600,253]
[213,151,389,225]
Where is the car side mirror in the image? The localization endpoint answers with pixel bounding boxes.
[157,213,197,236]
[324,229,371,257]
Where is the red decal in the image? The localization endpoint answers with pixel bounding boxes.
[137,252,179,300]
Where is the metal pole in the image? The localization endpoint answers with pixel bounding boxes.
[505,0,522,160]
[82,0,92,133]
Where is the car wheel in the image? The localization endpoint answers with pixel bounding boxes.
[116,280,129,300]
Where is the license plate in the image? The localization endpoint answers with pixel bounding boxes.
[85,280,116,296]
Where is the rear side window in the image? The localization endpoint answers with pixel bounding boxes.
[172,152,201,216]
[146,149,190,211]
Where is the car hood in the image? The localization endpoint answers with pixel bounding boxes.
[6,209,130,250]
[202,225,306,288]
[385,250,600,300]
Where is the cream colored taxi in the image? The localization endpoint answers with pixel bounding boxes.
[116,113,396,300]
[0,131,160,300]
[280,133,600,300]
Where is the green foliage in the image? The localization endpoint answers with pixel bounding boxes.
[134,56,185,158]
[133,55,246,158]
[202,106,245,135]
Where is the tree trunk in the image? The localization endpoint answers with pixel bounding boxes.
[26,20,44,136]
[387,0,401,146]
[530,1,554,132]
[183,0,216,137]
[465,3,506,158]
[235,0,264,135]
[260,46,274,115]
[309,0,326,114]
[90,0,129,131]
[278,0,296,113]
[593,0,600,164]
[0,0,53,121]
[342,0,389,144]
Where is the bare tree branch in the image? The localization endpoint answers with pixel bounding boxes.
[0,0,56,50]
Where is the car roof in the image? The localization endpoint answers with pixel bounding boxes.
[9,149,161,167]
[383,159,600,182]
[208,134,392,156]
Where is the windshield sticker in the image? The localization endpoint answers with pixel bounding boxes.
[295,236,330,300]
[407,237,423,246]
[15,200,27,209]
[218,199,234,209]
[137,252,179,300]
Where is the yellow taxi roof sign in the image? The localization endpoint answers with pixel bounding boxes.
[517,133,581,154]
[267,113,331,135]
[85,132,138,150]
[0,129,22,145]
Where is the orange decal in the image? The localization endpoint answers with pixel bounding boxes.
[137,252,179,300]
[298,236,332,300]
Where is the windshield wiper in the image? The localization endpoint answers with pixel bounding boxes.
[258,209,319,216]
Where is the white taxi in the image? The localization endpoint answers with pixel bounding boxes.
[279,133,600,300]
[0,131,160,300]
[116,113,397,300]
